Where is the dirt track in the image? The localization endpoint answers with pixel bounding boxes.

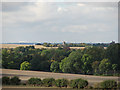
[1,69,119,86]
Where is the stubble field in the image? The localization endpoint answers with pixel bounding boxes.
[1,69,119,86]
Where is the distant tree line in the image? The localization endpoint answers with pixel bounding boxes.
[36,42,109,47]
[2,43,120,76]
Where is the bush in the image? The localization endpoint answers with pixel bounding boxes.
[2,76,10,85]
[100,80,117,89]
[28,78,42,86]
[117,82,120,89]
[85,86,93,89]
[42,78,55,87]
[55,79,68,88]
[70,78,88,89]
[10,76,21,85]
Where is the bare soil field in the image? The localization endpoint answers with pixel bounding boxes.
[0,44,85,49]
[1,69,119,86]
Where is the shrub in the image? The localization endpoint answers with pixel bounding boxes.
[100,80,117,89]
[85,86,93,89]
[2,76,10,85]
[42,78,55,87]
[70,78,88,89]
[117,82,120,89]
[55,79,68,88]
[28,78,42,86]
[10,76,21,85]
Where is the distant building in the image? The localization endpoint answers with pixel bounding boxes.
[63,41,66,46]
[110,41,115,45]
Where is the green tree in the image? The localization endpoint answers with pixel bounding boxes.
[99,59,111,75]
[60,51,82,74]
[50,61,60,72]
[105,44,120,70]
[10,76,21,85]
[112,64,118,75]
[85,46,105,61]
[31,54,50,71]
[81,54,93,74]
[28,78,42,86]
[92,61,100,74]
[20,61,31,70]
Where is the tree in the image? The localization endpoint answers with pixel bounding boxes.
[50,61,60,72]
[20,61,31,70]
[85,46,105,61]
[59,51,82,74]
[30,54,50,71]
[10,76,21,85]
[81,54,93,74]
[105,44,120,70]
[112,64,118,75]
[99,59,111,75]
[92,61,100,74]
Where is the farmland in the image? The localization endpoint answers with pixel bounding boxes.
[0,44,85,49]
[1,69,119,86]
[1,43,120,89]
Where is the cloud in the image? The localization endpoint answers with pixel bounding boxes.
[2,2,118,43]
[77,3,86,7]
[57,7,68,12]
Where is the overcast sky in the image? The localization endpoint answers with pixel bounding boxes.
[2,2,118,43]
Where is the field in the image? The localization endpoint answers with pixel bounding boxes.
[1,69,119,86]
[0,44,86,49]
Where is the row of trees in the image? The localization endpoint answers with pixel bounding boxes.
[2,76,120,89]
[2,43,120,75]
[39,42,109,47]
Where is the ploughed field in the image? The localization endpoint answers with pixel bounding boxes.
[1,69,119,86]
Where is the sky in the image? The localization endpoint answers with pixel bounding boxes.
[2,2,118,43]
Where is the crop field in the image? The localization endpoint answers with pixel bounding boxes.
[1,69,119,86]
[0,44,86,49]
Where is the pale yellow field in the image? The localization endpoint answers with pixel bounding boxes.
[0,44,86,49]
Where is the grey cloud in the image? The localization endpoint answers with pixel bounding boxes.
[2,2,31,12]
[2,2,118,43]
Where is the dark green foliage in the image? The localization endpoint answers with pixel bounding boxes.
[81,54,93,74]
[55,79,68,88]
[60,51,82,73]
[117,82,120,89]
[28,78,42,86]
[10,76,21,85]
[85,46,105,61]
[106,44,120,70]
[99,59,111,74]
[30,54,50,71]
[2,44,120,75]
[70,78,88,89]
[42,78,55,87]
[2,76,10,85]
[100,80,117,89]
[50,61,60,72]
[92,61,100,74]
